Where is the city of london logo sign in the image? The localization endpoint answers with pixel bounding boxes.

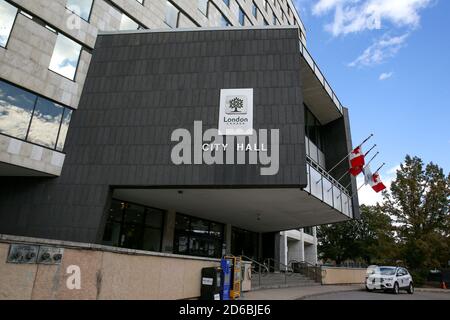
[219,89,253,135]
[226,96,247,115]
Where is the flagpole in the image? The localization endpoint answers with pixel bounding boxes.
[326,134,374,175]
[342,160,384,191]
[333,152,380,194]
[316,135,374,186]
[348,160,384,199]
[333,150,378,186]
[374,162,386,174]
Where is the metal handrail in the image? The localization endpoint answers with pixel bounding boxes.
[264,258,295,275]
[289,260,322,283]
[307,156,351,197]
[241,255,269,275]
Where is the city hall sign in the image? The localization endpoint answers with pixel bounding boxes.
[170,89,280,176]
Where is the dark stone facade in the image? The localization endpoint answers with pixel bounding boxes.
[0,27,358,243]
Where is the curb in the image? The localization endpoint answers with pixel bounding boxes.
[416,288,450,294]
[297,286,364,300]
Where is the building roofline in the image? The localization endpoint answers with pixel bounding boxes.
[98,25,299,36]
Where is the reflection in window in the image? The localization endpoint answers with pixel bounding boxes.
[56,108,72,151]
[238,7,245,26]
[174,214,224,258]
[0,80,74,151]
[28,98,64,149]
[198,0,208,16]
[102,200,165,252]
[0,81,36,139]
[66,0,93,21]
[49,34,82,80]
[0,0,18,47]
[119,13,139,30]
[220,14,231,27]
[165,1,179,28]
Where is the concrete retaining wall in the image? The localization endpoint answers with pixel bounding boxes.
[321,267,366,285]
[0,235,219,300]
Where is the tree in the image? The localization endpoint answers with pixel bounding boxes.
[229,97,244,113]
[382,155,450,270]
[317,205,396,265]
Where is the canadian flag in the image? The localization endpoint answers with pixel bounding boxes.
[370,172,387,193]
[349,146,365,176]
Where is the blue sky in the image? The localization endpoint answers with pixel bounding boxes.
[292,0,450,204]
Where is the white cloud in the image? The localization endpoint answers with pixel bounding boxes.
[379,72,394,80]
[348,33,409,67]
[312,0,433,36]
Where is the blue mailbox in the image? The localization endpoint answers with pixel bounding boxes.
[221,258,232,300]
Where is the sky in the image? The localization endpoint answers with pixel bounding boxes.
[293,0,450,205]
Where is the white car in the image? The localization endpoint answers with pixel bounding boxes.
[365,266,414,294]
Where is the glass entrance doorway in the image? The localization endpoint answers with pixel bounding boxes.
[231,227,260,260]
[102,199,165,252]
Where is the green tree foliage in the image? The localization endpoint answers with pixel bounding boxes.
[318,155,449,275]
[318,205,396,265]
[382,155,450,270]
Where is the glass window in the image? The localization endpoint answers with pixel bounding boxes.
[27,98,64,149]
[220,14,231,27]
[119,13,140,30]
[0,0,17,48]
[102,200,165,252]
[223,0,230,7]
[252,2,258,18]
[238,7,245,26]
[146,208,164,228]
[66,0,93,21]
[56,108,73,151]
[165,1,179,28]
[305,106,324,150]
[0,80,74,150]
[174,214,224,258]
[0,81,36,139]
[198,0,208,16]
[124,203,145,224]
[49,34,82,80]
[142,228,162,252]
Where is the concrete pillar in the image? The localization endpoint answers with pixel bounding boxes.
[274,233,280,272]
[161,210,176,253]
[299,230,305,262]
[312,227,318,265]
[279,232,288,271]
[225,224,232,255]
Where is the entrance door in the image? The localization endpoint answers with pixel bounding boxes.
[231,227,259,260]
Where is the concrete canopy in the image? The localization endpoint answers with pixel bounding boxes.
[300,52,343,125]
[113,188,351,233]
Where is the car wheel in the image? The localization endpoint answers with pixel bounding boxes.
[393,282,399,295]
[407,283,414,294]
[365,285,373,292]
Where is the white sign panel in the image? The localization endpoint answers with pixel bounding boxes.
[202,277,213,286]
[218,89,254,136]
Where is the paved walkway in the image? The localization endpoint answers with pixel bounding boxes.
[240,285,364,300]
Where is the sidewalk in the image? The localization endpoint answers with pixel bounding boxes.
[240,285,364,300]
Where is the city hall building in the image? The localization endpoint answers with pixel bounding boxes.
[0,0,359,267]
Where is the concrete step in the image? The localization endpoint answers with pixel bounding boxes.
[250,273,320,290]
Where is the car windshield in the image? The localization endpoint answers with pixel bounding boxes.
[378,267,396,275]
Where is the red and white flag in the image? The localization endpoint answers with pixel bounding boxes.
[349,146,365,176]
[370,172,386,193]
